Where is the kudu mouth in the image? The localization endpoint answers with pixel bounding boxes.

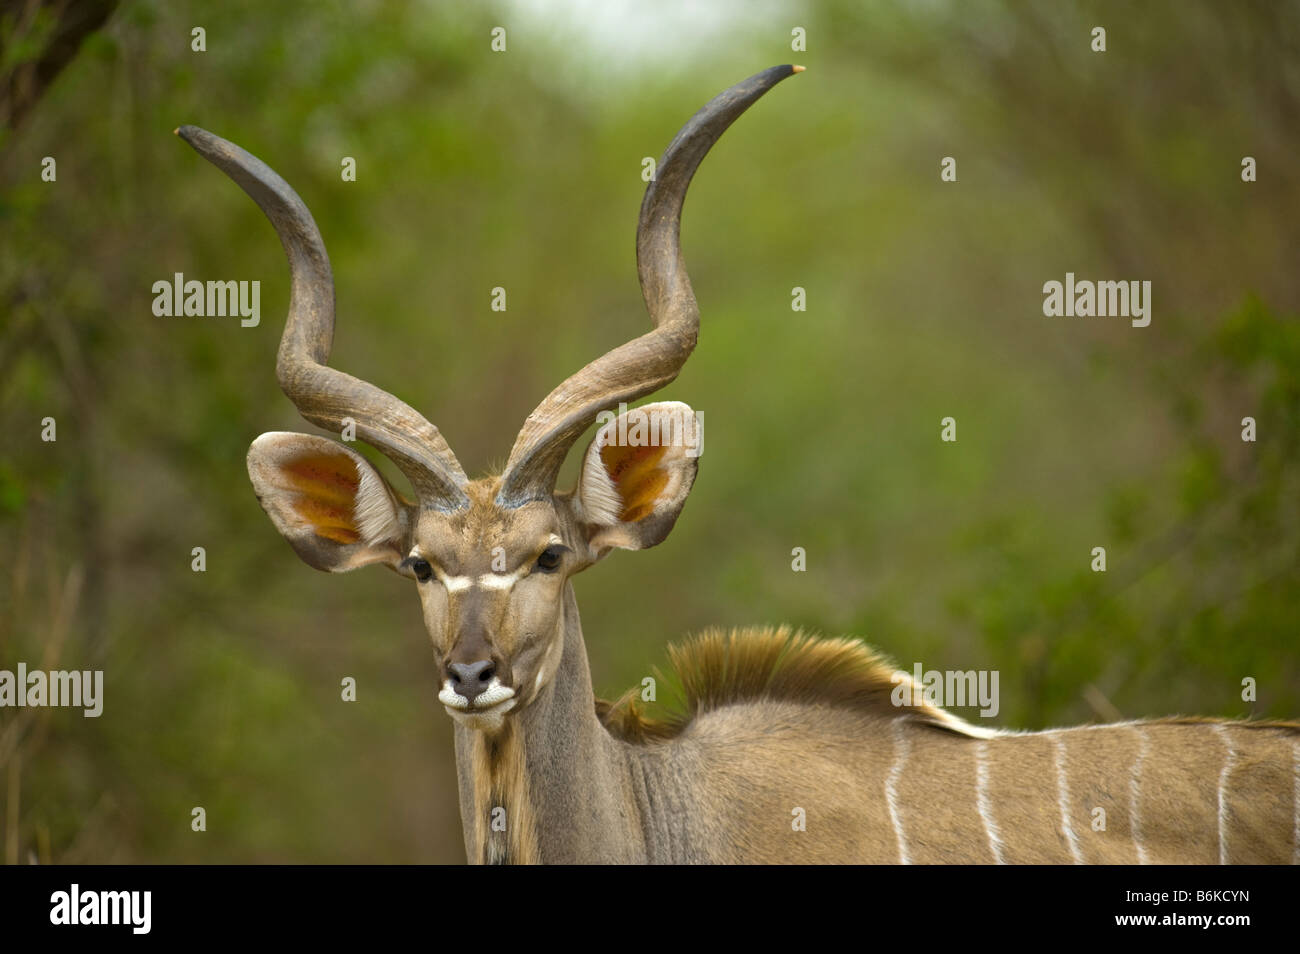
[439,679,518,733]
[438,678,516,712]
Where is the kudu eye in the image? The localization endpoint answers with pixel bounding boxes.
[408,558,434,583]
[535,546,565,572]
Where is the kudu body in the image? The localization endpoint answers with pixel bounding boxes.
[179,66,1299,864]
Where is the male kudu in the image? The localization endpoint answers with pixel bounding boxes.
[178,66,1299,864]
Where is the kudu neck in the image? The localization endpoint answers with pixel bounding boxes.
[453,582,647,863]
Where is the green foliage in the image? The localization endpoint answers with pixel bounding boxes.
[946,297,1300,727]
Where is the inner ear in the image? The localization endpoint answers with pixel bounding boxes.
[279,451,369,544]
[575,401,700,552]
[247,432,410,573]
[598,441,672,523]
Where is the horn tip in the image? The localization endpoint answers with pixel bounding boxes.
[791,64,806,73]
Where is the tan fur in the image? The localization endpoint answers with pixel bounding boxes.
[468,723,540,865]
[597,625,974,742]
[591,626,1299,864]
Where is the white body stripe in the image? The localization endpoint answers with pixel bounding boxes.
[1213,724,1235,865]
[975,741,1006,864]
[885,719,910,864]
[1130,726,1149,865]
[931,708,1003,740]
[1053,733,1083,863]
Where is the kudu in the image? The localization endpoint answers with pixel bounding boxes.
[178,66,1299,864]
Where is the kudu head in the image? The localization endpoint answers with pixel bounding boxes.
[178,65,799,732]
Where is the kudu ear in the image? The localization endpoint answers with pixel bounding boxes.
[574,402,701,552]
[246,432,411,574]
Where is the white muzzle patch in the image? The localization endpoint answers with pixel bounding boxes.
[438,677,516,711]
[439,677,518,732]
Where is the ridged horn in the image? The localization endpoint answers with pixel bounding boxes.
[176,125,470,510]
[496,65,801,508]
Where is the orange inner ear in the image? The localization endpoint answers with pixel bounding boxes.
[281,452,362,544]
[600,442,669,523]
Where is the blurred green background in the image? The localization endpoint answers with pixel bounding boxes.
[1,0,1296,863]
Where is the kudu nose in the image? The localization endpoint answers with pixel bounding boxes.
[447,660,496,705]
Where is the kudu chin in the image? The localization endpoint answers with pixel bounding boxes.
[179,66,1298,865]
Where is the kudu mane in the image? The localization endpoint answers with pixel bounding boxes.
[596,627,1300,744]
[596,626,982,743]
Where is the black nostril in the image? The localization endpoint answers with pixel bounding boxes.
[447,660,496,699]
